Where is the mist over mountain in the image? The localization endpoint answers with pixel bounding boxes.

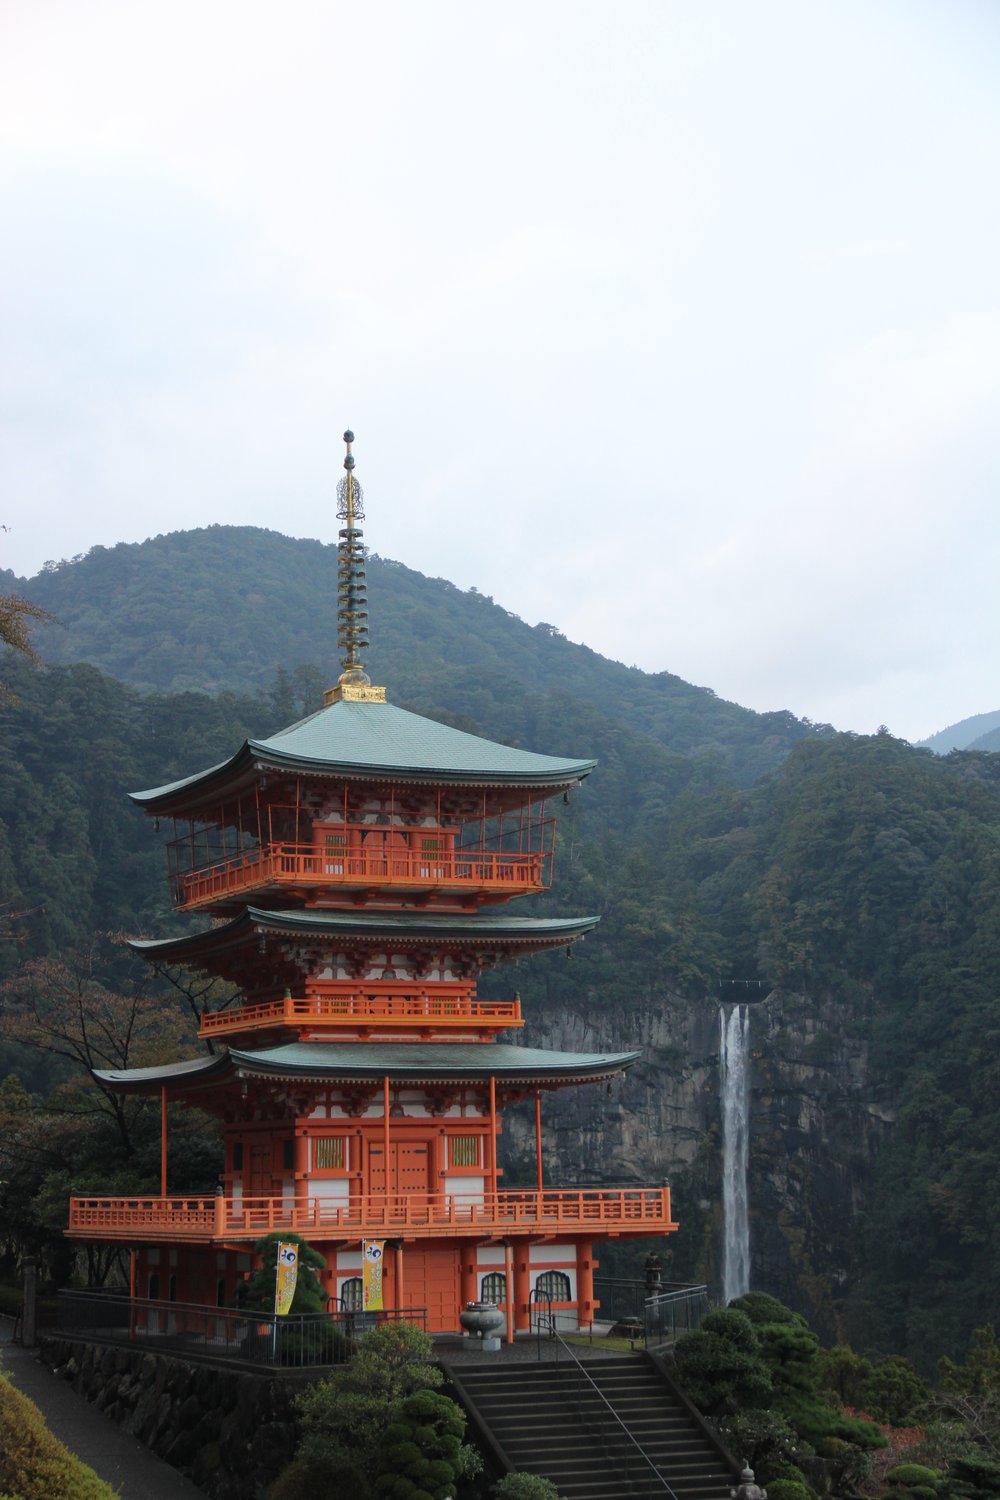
[917,708,1000,755]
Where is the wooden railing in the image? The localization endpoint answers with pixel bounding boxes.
[176,843,550,909]
[199,988,523,1038]
[67,1186,675,1242]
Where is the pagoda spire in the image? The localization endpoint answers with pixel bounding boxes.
[325,429,386,704]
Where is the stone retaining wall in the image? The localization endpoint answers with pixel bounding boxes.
[39,1335,308,1498]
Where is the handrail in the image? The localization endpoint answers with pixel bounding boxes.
[175,840,551,906]
[199,989,523,1036]
[67,1186,675,1240]
[546,1322,679,1497]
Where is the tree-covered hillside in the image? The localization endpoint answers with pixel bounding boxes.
[4,525,816,783]
[1,530,999,1369]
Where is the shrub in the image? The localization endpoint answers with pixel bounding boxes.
[701,1307,760,1353]
[767,1480,815,1500]
[0,1373,118,1500]
[493,1476,563,1500]
[888,1463,946,1488]
[862,1357,930,1427]
[673,1329,773,1411]
[730,1293,805,1328]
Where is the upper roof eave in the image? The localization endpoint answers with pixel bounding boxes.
[128,699,596,813]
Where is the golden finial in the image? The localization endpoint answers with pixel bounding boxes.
[325,430,387,704]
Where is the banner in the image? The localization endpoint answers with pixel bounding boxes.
[274,1242,299,1316]
[363,1240,384,1310]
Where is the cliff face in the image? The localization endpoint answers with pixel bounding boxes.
[503,988,894,1340]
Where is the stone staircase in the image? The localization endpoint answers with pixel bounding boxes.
[446,1352,737,1500]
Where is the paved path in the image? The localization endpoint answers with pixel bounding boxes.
[0,1317,205,1499]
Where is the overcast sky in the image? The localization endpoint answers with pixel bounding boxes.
[1,1,998,742]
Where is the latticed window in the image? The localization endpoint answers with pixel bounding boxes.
[314,1137,346,1170]
[535,1270,571,1302]
[450,1136,480,1168]
[481,1272,506,1303]
[420,838,442,852]
[341,1277,363,1311]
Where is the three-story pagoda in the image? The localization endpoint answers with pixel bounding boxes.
[68,433,677,1335]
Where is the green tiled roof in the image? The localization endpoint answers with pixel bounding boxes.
[131,698,596,808]
[93,1041,640,1091]
[128,907,598,961]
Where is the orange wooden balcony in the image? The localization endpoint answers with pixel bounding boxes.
[67,1186,676,1244]
[175,843,550,911]
[198,986,524,1040]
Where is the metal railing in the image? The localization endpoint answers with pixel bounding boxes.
[56,1290,426,1369]
[644,1283,709,1346]
[535,1309,679,1497]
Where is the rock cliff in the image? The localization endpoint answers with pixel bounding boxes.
[502,988,895,1341]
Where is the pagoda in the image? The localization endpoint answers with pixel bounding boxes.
[67,433,677,1336]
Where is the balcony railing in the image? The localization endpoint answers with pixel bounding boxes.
[198,986,523,1039]
[175,843,550,910]
[67,1186,675,1243]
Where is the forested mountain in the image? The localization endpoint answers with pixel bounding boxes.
[917,708,1000,754]
[1,528,1000,1371]
[3,526,816,783]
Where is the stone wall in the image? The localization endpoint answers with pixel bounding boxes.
[39,1335,306,1499]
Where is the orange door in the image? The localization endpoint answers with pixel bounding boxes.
[404,1247,461,1332]
[368,1141,431,1195]
[248,1144,272,1197]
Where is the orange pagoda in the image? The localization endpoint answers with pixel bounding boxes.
[67,432,676,1336]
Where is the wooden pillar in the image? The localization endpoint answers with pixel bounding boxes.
[395,1242,406,1311]
[160,1086,168,1197]
[504,1241,514,1345]
[534,1091,543,1193]
[460,1248,477,1311]
[383,1075,391,1190]
[488,1075,498,1203]
[576,1240,596,1329]
[128,1249,137,1341]
[294,1126,309,1217]
[513,1249,531,1332]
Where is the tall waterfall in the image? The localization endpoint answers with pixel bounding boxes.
[720,1003,751,1304]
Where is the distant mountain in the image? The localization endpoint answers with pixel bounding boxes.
[916,708,1000,754]
[4,525,818,784]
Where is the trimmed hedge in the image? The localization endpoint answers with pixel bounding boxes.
[0,1372,118,1500]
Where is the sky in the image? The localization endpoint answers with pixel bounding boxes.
[1,1,998,743]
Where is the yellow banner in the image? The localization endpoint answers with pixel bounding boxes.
[275,1242,299,1316]
[363,1240,384,1310]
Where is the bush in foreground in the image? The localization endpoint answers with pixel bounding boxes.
[0,1372,117,1500]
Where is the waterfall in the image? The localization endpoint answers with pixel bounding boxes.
[720,1003,751,1304]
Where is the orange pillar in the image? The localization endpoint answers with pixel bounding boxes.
[294,1127,309,1221]
[534,1091,543,1192]
[160,1087,168,1197]
[383,1075,391,1191]
[395,1242,406,1312]
[489,1075,498,1203]
[460,1248,477,1310]
[504,1241,514,1344]
[576,1241,596,1329]
[514,1249,531,1332]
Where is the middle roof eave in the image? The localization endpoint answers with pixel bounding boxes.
[127,907,600,963]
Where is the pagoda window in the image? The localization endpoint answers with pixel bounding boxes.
[535,1271,571,1303]
[232,1143,244,1171]
[148,1272,160,1300]
[450,1136,480,1169]
[481,1272,506,1303]
[283,1140,294,1171]
[341,1276,363,1312]
[314,1137,346,1171]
